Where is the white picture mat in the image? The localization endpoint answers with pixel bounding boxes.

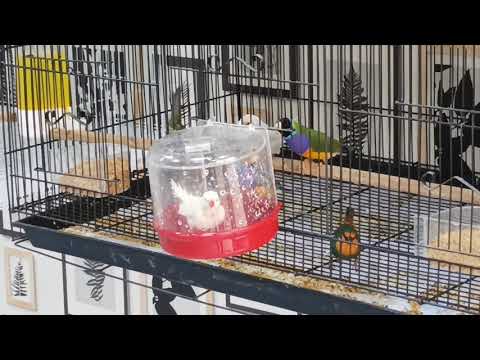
[3,247,37,311]
[65,255,125,315]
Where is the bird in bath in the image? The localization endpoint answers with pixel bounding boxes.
[170,179,226,232]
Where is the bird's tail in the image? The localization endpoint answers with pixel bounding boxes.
[170,179,187,201]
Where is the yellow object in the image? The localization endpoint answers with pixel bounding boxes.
[335,231,361,258]
[335,241,361,257]
[16,53,71,111]
[302,150,337,163]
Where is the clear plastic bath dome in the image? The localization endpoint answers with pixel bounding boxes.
[148,121,281,260]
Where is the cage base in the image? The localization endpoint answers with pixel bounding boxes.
[14,219,397,315]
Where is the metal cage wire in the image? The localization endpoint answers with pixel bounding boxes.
[3,45,480,314]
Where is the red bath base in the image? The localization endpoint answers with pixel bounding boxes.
[153,203,282,260]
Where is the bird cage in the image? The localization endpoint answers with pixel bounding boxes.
[3,44,480,314]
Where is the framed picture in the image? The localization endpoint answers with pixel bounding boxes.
[221,45,299,98]
[163,52,209,120]
[69,45,129,128]
[0,45,16,107]
[4,247,37,311]
[129,273,212,315]
[126,270,149,315]
[65,255,126,315]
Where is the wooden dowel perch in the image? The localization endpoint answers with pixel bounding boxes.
[273,158,480,206]
[0,111,16,122]
[51,128,153,150]
[51,128,480,205]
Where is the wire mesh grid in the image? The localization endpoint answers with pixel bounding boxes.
[12,165,480,313]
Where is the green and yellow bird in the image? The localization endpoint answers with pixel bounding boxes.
[331,207,361,269]
[282,119,342,163]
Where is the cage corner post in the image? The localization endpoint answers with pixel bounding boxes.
[393,45,404,163]
[417,45,428,167]
[133,45,145,124]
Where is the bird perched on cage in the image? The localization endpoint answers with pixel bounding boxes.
[278,118,342,163]
[331,207,361,269]
[238,114,283,155]
[170,179,225,231]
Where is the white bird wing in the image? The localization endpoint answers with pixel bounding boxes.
[170,179,187,201]
[171,179,211,225]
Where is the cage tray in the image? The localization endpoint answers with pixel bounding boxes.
[15,218,397,315]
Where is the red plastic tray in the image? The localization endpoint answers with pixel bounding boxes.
[153,203,282,260]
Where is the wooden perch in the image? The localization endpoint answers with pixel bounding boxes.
[58,158,131,198]
[0,111,16,122]
[273,158,480,206]
[52,129,480,205]
[51,128,153,150]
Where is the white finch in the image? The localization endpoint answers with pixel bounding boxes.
[170,179,225,231]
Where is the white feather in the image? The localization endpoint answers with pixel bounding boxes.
[170,179,225,231]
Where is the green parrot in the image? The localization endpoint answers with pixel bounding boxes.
[285,120,342,162]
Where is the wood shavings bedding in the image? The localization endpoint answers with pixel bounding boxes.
[214,258,429,314]
[426,229,480,276]
[58,158,131,198]
[64,224,160,248]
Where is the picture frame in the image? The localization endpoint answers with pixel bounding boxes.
[165,54,208,120]
[129,273,212,315]
[148,275,208,315]
[65,255,126,315]
[221,45,299,98]
[4,247,37,311]
[0,45,16,107]
[127,270,149,315]
[69,45,130,129]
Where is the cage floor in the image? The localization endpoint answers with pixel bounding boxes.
[239,172,480,313]
[15,170,480,314]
